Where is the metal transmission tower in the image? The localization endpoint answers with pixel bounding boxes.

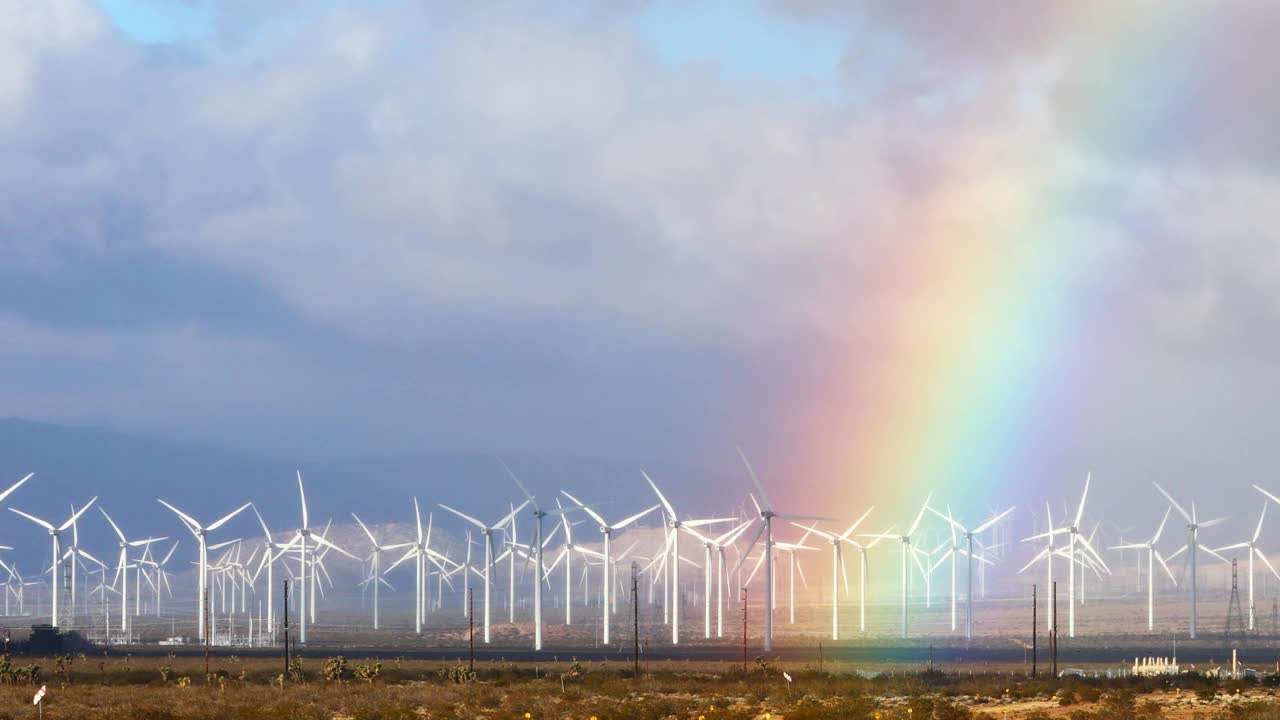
[1225,559,1245,642]
[61,555,74,628]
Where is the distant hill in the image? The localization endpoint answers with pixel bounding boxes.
[0,418,740,560]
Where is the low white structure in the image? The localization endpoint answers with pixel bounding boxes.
[1133,655,1180,676]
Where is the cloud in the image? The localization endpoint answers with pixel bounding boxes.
[0,0,1278,469]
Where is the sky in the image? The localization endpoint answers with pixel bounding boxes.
[2,0,1280,520]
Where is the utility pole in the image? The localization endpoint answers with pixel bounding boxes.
[1051,581,1058,678]
[283,580,290,682]
[632,562,640,678]
[742,588,748,674]
[1032,584,1037,678]
[468,589,475,675]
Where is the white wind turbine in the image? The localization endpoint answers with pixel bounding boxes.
[793,507,874,640]
[683,519,754,638]
[1226,486,1280,631]
[1154,482,1226,640]
[930,504,1014,639]
[643,471,733,645]
[10,496,96,628]
[1108,506,1177,631]
[735,448,830,651]
[145,540,180,618]
[746,530,818,626]
[560,491,657,645]
[1018,503,1063,633]
[543,498,594,626]
[281,471,355,643]
[1022,474,1107,638]
[383,499,433,633]
[862,495,932,639]
[439,500,528,644]
[57,502,103,623]
[250,507,293,637]
[352,513,411,630]
[499,459,552,651]
[156,498,251,641]
[99,508,165,636]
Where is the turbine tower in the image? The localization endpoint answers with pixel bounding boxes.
[1109,506,1177,631]
[1155,482,1226,639]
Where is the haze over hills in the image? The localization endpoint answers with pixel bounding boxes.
[0,417,741,560]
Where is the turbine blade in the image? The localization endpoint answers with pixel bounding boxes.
[297,470,309,529]
[642,470,678,521]
[1074,472,1091,529]
[99,508,128,544]
[1152,506,1172,544]
[736,447,772,510]
[208,502,252,532]
[839,506,875,540]
[8,508,54,532]
[438,504,488,531]
[972,506,1016,535]
[497,457,537,511]
[59,497,97,531]
[352,513,378,547]
[1254,503,1268,544]
[908,493,933,537]
[561,492,607,529]
[0,473,33,504]
[1152,482,1191,523]
[1255,548,1280,582]
[612,505,659,530]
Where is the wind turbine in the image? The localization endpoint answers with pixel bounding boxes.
[352,513,411,630]
[99,508,165,636]
[862,495,932,639]
[145,540,180,618]
[499,459,551,651]
[1019,503,1062,633]
[684,519,754,638]
[929,504,1014,638]
[1154,482,1226,639]
[543,498,594,626]
[390,501,461,629]
[1109,506,1177,631]
[275,472,355,643]
[560,491,657,645]
[793,508,874,640]
[643,471,733,645]
[10,497,96,628]
[1022,474,1107,638]
[156,498,251,641]
[734,448,830,651]
[1227,486,1280,631]
[439,500,528,643]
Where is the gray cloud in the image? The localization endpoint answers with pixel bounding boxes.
[0,0,1277,490]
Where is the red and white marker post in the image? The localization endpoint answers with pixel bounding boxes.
[32,684,47,718]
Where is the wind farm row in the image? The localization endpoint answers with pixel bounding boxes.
[0,453,1278,653]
